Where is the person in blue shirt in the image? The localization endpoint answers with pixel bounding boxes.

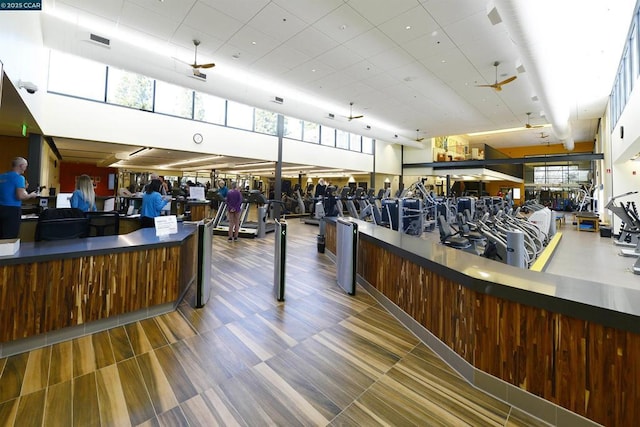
[217,179,228,198]
[70,174,97,212]
[140,179,170,228]
[0,157,38,238]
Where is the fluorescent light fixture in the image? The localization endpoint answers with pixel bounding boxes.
[467,123,551,136]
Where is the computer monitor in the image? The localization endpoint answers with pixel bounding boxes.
[56,193,73,208]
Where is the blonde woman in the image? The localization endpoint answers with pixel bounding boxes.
[70,174,96,212]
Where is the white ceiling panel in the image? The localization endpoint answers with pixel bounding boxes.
[250,45,310,74]
[284,27,339,58]
[421,0,485,27]
[314,45,364,71]
[247,2,307,42]
[312,4,374,44]
[226,26,281,59]
[183,3,244,42]
[377,6,439,45]
[347,0,419,26]
[119,2,181,41]
[200,0,269,22]
[58,0,125,22]
[274,0,344,24]
[401,32,458,62]
[343,28,396,58]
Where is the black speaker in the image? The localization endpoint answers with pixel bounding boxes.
[621,125,624,139]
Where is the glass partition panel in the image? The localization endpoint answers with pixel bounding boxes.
[194,92,226,124]
[48,51,107,101]
[362,137,373,154]
[320,126,335,146]
[303,121,320,143]
[284,116,303,140]
[107,68,154,110]
[155,80,194,118]
[350,133,362,152]
[255,109,278,135]
[227,100,254,130]
[336,129,349,149]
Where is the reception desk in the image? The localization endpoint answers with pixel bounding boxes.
[325,218,640,427]
[0,224,198,357]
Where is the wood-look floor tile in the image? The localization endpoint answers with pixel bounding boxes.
[216,371,284,426]
[312,328,400,377]
[96,364,131,427]
[177,304,211,335]
[155,406,190,426]
[199,387,248,427]
[257,306,324,342]
[153,311,196,344]
[168,340,217,394]
[21,347,51,395]
[181,393,235,427]
[136,351,179,414]
[289,341,375,408]
[109,326,134,362]
[0,397,19,426]
[265,352,342,420]
[153,345,198,404]
[253,362,330,426]
[210,327,262,369]
[0,352,29,403]
[188,332,249,383]
[125,322,154,356]
[14,389,46,427]
[72,335,97,378]
[116,357,156,425]
[44,380,72,427]
[139,318,169,349]
[349,306,420,351]
[92,330,115,370]
[329,399,413,427]
[73,372,100,427]
[49,341,73,386]
[210,295,247,324]
[0,357,7,377]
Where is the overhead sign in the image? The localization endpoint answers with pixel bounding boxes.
[0,2,42,11]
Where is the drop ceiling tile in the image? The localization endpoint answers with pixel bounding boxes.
[341,60,381,81]
[347,0,419,26]
[313,4,373,44]
[213,41,263,65]
[401,32,457,61]
[284,27,339,58]
[420,0,485,26]
[127,0,194,21]
[343,28,395,58]
[58,0,124,21]
[251,45,310,74]
[183,3,244,41]
[247,2,307,42]
[273,0,344,24]
[367,49,416,73]
[377,6,439,44]
[283,60,337,84]
[227,26,281,58]
[315,45,364,71]
[199,0,270,22]
[120,2,181,40]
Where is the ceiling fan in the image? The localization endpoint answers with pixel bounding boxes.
[175,39,216,70]
[414,129,425,142]
[538,132,549,139]
[475,61,517,92]
[525,112,544,129]
[345,102,364,121]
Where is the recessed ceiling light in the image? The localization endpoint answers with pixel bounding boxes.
[405,26,411,30]
[340,24,347,30]
[441,60,446,63]
[431,30,438,37]
[251,41,257,45]
[232,53,240,59]
[311,69,316,72]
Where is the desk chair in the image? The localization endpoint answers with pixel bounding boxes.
[39,207,85,220]
[35,217,90,241]
[86,211,120,236]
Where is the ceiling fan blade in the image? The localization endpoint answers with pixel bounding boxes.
[351,115,363,120]
[496,75,517,86]
[196,63,216,69]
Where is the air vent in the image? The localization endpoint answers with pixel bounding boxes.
[328,113,335,119]
[274,96,284,104]
[89,33,111,47]
[191,70,207,80]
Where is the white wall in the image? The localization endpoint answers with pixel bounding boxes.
[375,141,402,175]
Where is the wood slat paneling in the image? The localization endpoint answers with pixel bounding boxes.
[0,245,186,343]
[357,236,640,426]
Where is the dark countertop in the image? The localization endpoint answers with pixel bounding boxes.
[0,223,198,266]
[327,217,640,333]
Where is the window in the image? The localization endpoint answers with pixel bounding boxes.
[320,126,335,146]
[226,101,254,130]
[336,129,349,149]
[362,137,374,154]
[350,133,362,152]
[255,109,278,135]
[154,80,194,119]
[48,51,106,101]
[303,121,320,143]
[194,92,226,124]
[107,68,153,110]
[284,116,303,140]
